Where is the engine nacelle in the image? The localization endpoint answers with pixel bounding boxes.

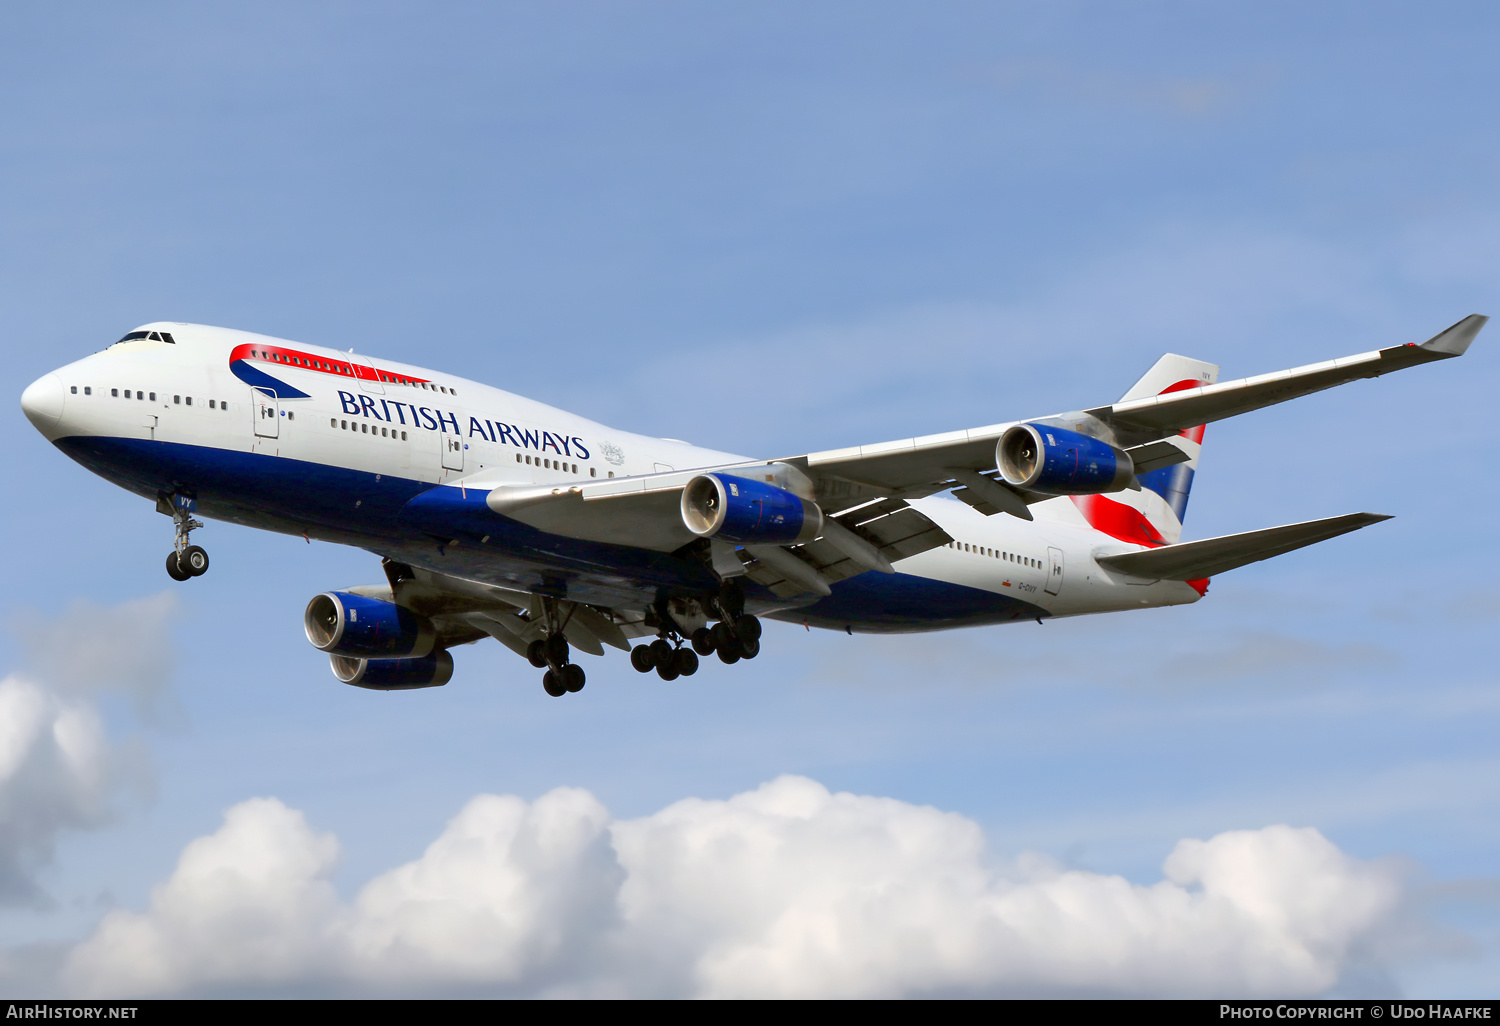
[996,424,1134,495]
[304,592,436,659]
[330,650,453,690]
[681,473,822,545]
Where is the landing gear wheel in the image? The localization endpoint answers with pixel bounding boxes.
[734,615,761,642]
[675,648,699,677]
[690,627,716,656]
[542,669,567,697]
[165,551,190,582]
[527,640,549,668]
[656,659,680,681]
[649,638,675,670]
[630,645,655,673]
[179,545,210,577]
[563,664,586,693]
[717,639,742,664]
[545,634,570,666]
[739,638,760,660]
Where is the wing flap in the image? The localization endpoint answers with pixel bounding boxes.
[1095,512,1392,580]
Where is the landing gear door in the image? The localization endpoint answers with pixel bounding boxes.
[1045,546,1063,596]
[253,388,279,439]
[441,432,464,472]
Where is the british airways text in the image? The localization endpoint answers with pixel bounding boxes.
[337,391,590,458]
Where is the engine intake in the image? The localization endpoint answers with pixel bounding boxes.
[304,592,436,659]
[330,650,453,690]
[681,474,822,545]
[997,424,1134,495]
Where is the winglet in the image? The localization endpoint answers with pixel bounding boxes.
[1420,314,1488,357]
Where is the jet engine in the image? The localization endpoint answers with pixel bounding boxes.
[996,424,1134,495]
[304,591,436,659]
[680,473,822,545]
[330,650,454,690]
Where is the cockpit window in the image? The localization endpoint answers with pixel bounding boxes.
[114,330,175,345]
[116,331,150,343]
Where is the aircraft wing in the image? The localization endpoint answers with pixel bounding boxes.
[785,314,1486,499]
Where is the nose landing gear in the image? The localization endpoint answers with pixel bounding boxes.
[159,494,209,581]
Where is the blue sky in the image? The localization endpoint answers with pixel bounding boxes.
[2,1,1498,996]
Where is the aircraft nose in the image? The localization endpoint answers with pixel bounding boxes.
[21,372,66,431]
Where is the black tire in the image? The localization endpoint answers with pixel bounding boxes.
[630,645,655,673]
[691,627,716,656]
[542,669,566,697]
[675,648,699,677]
[739,638,760,660]
[649,638,675,670]
[717,639,741,664]
[528,639,549,668]
[734,615,761,642]
[563,663,586,693]
[545,634,570,666]
[180,545,210,577]
[656,660,680,681]
[165,551,190,582]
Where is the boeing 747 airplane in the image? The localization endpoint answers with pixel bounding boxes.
[20,315,1486,696]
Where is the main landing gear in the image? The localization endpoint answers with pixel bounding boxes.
[161,496,210,582]
[527,598,586,698]
[629,582,761,680]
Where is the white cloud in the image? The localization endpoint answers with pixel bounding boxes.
[0,676,135,906]
[0,594,174,905]
[61,776,1402,998]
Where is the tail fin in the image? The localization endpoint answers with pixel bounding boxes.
[1036,354,1219,545]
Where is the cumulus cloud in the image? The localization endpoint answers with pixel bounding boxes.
[62,777,1401,998]
[0,594,173,905]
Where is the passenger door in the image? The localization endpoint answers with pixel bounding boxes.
[1045,546,1063,596]
[441,431,464,472]
[253,388,279,438]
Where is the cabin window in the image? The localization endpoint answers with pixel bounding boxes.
[400,431,407,440]
[149,392,156,401]
[381,427,388,437]
[111,389,118,397]
[174,396,181,404]
[84,387,91,395]
[287,411,294,421]
[209,400,216,409]
[185,397,192,406]
[361,424,368,434]
[608,471,614,478]
[516,454,522,463]
[590,467,596,477]
[70,386,77,394]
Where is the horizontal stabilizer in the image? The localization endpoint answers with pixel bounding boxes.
[1095,512,1392,580]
